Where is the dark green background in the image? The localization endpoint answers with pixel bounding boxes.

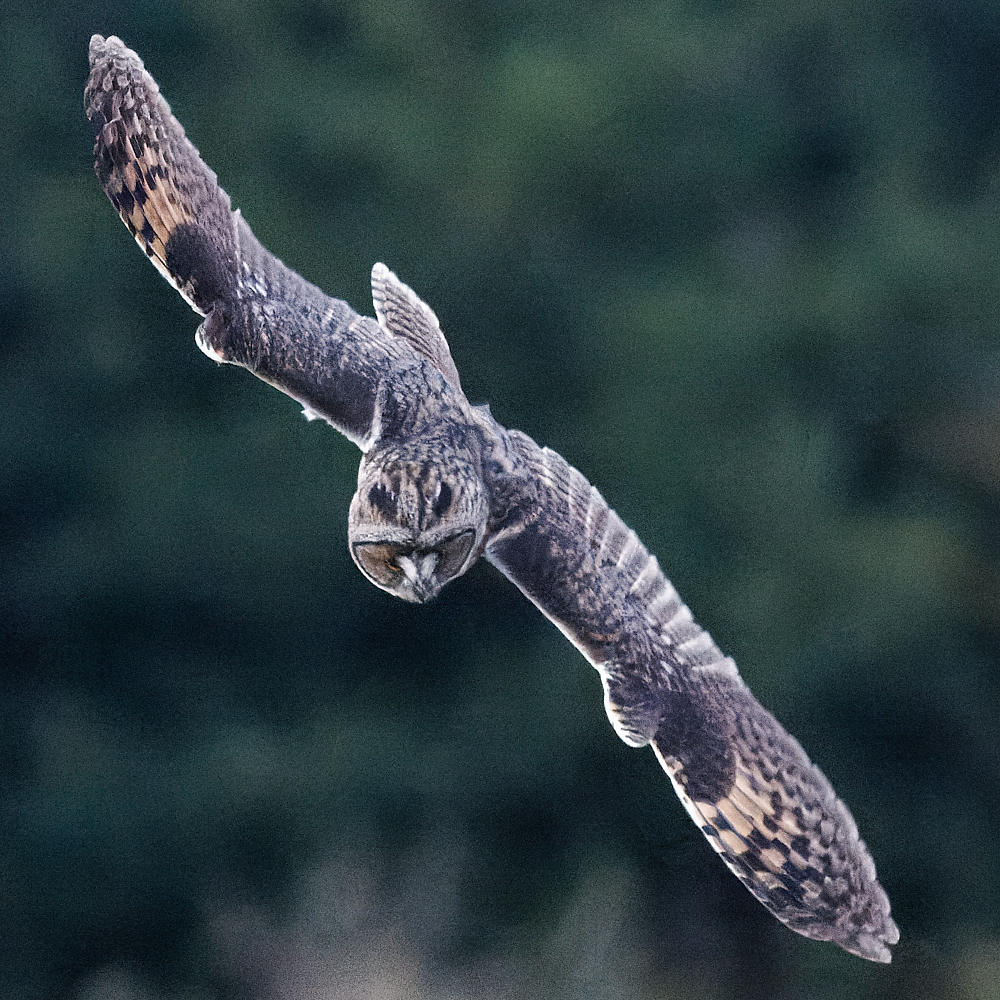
[3,2,998,998]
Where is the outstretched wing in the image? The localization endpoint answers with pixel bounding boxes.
[485,435,899,962]
[84,35,410,449]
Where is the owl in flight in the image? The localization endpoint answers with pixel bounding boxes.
[85,35,899,962]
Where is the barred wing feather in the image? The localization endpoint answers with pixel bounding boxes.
[486,439,898,961]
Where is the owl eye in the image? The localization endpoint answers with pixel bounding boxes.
[436,529,475,579]
[353,542,404,588]
[432,481,453,518]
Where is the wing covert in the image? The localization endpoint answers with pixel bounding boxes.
[486,436,736,745]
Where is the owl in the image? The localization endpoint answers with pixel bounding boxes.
[85,35,899,962]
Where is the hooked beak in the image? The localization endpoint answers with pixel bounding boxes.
[397,551,440,603]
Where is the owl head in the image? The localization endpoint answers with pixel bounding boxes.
[348,448,489,603]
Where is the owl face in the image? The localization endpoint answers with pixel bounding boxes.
[348,452,488,603]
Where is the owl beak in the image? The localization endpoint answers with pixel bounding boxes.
[398,551,440,603]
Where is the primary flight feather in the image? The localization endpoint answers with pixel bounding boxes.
[84,35,899,962]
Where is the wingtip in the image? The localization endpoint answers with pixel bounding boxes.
[370,261,393,288]
[88,33,111,62]
[845,933,893,964]
[88,34,136,69]
[837,913,899,964]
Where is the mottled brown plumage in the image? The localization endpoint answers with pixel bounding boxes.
[84,35,899,962]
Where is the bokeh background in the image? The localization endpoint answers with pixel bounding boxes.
[3,2,999,998]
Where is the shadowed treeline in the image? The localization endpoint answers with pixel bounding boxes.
[1,2,998,998]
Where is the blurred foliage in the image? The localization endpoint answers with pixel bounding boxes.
[2,1,999,997]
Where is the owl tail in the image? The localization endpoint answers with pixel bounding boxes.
[84,35,242,317]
